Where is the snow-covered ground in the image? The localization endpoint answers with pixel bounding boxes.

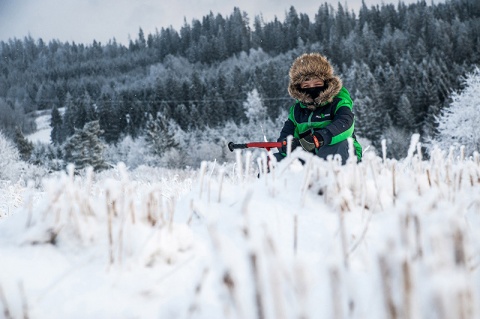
[0,140,479,319]
[26,112,52,144]
[26,108,64,144]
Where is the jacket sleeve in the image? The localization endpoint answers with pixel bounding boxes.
[322,87,356,145]
[277,118,296,142]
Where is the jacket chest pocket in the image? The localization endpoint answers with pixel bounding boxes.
[312,109,333,122]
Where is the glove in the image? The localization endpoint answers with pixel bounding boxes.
[299,132,324,152]
[278,137,300,155]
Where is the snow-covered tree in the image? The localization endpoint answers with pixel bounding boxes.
[243,89,266,124]
[50,105,64,145]
[144,114,179,157]
[63,121,108,171]
[13,126,34,161]
[0,131,21,181]
[434,67,480,156]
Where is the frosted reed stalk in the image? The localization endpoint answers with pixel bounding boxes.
[286,135,293,156]
[347,137,355,165]
[379,255,398,319]
[392,162,396,205]
[198,161,207,199]
[382,139,387,163]
[0,284,12,319]
[235,150,243,183]
[330,267,343,319]
[404,134,420,167]
[245,151,252,181]
[402,260,413,319]
[217,168,225,203]
[339,206,349,269]
[261,152,268,186]
[106,190,115,265]
[293,213,298,255]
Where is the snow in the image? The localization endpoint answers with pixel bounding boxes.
[26,108,65,144]
[1,144,480,318]
[26,112,52,144]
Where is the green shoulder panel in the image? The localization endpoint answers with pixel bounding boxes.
[335,87,353,112]
[287,104,297,125]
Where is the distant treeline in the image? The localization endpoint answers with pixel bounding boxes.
[0,0,479,149]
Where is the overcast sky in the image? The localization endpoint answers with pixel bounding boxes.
[0,0,436,45]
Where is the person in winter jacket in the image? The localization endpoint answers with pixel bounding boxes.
[275,52,362,164]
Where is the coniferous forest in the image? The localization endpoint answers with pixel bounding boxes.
[0,0,479,170]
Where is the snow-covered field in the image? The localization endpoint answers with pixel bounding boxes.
[1,139,479,319]
[26,111,53,144]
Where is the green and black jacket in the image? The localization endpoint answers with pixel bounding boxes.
[278,87,362,161]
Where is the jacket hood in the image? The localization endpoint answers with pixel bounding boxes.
[288,53,342,106]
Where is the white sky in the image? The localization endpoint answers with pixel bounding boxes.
[0,0,438,45]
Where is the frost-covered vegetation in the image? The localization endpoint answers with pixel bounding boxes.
[0,137,479,318]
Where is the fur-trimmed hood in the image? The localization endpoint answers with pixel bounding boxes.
[288,53,342,107]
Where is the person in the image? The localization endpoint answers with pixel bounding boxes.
[275,52,362,164]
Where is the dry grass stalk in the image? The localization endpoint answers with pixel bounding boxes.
[245,151,252,183]
[392,162,396,205]
[426,168,432,187]
[249,252,265,319]
[456,289,474,319]
[369,159,384,211]
[382,139,387,163]
[106,189,115,265]
[235,151,243,184]
[18,281,29,319]
[379,255,398,319]
[222,270,244,319]
[167,197,175,228]
[300,159,313,207]
[263,234,287,319]
[187,268,209,318]
[293,264,309,319]
[0,284,12,319]
[413,215,423,260]
[146,192,157,226]
[453,227,466,267]
[217,169,225,203]
[294,213,298,255]
[402,260,413,319]
[329,267,343,319]
[347,210,373,258]
[199,161,208,198]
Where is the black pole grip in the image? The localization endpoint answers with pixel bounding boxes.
[228,142,247,152]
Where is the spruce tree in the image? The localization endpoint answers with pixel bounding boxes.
[50,105,64,145]
[13,126,34,161]
[63,120,108,171]
[144,114,179,157]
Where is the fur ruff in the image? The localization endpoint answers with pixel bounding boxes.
[288,53,342,107]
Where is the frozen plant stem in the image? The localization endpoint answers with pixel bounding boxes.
[294,213,298,255]
[217,169,225,203]
[330,267,343,319]
[198,161,207,199]
[250,253,265,319]
[0,284,12,319]
[107,190,114,265]
[392,163,396,206]
[18,281,29,319]
[379,255,398,319]
[402,260,413,319]
[187,268,209,318]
